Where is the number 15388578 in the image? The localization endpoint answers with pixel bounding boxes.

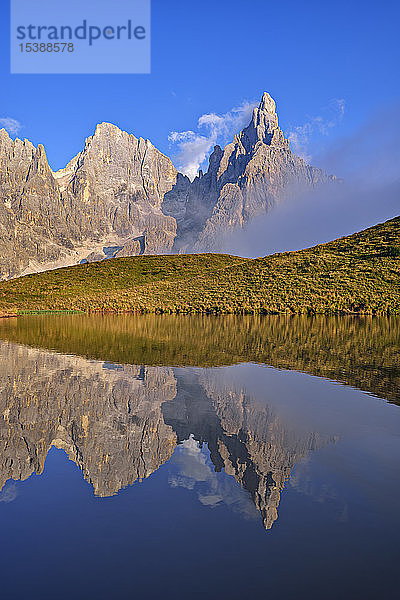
[19,42,74,52]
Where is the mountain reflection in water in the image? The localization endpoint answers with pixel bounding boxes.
[0,314,398,530]
[1,314,399,600]
[1,313,398,403]
[0,340,332,529]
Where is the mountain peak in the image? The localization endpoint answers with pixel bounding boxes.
[0,91,334,279]
[252,91,278,128]
[259,92,276,114]
[238,91,281,151]
[94,122,124,137]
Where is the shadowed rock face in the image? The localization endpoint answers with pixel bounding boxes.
[0,93,334,279]
[0,340,328,527]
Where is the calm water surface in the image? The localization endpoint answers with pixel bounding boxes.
[0,315,399,599]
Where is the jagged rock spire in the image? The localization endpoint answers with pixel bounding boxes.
[239,91,283,151]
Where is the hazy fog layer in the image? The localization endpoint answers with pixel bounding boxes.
[220,105,400,257]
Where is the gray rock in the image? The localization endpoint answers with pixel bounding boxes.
[83,251,106,263]
[0,124,185,278]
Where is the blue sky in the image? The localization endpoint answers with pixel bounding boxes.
[1,0,399,175]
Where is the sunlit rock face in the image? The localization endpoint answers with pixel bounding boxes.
[0,92,334,279]
[59,123,183,252]
[0,341,327,527]
[0,124,188,279]
[0,130,73,279]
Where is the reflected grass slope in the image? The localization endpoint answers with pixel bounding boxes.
[0,313,398,404]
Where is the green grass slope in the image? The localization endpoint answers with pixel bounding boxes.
[0,216,399,315]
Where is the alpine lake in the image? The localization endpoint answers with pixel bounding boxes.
[0,314,399,599]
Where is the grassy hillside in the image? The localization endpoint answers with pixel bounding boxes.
[0,216,399,315]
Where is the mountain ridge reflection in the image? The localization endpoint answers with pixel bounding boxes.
[0,340,333,529]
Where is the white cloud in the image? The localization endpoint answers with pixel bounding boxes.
[0,117,22,136]
[169,100,256,180]
[168,435,258,519]
[0,483,18,503]
[287,99,345,162]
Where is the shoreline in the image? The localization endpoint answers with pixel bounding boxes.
[1,308,398,318]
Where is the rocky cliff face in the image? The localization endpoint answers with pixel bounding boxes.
[0,124,187,279]
[0,130,75,279]
[58,123,183,249]
[174,93,334,251]
[0,92,334,279]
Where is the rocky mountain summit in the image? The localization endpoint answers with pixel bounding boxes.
[175,93,333,251]
[0,93,334,279]
[0,123,184,279]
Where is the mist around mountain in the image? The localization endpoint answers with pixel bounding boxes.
[218,103,400,257]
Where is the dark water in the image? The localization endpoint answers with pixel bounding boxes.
[0,315,399,599]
